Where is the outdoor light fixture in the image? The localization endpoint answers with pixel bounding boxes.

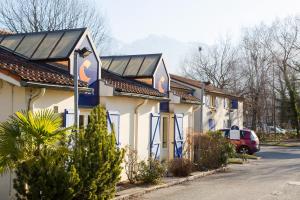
[73,47,92,136]
[76,47,92,58]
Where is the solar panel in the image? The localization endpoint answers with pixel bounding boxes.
[123,56,145,76]
[0,28,85,60]
[49,30,83,59]
[108,57,130,75]
[31,32,63,59]
[101,57,112,69]
[15,34,45,58]
[0,35,24,51]
[137,54,161,76]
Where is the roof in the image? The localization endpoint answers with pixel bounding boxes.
[101,69,166,99]
[0,28,86,60]
[0,29,13,35]
[170,80,201,104]
[170,79,194,92]
[0,47,88,88]
[170,74,242,99]
[101,53,162,77]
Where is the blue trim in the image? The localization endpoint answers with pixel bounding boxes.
[107,111,120,146]
[150,113,160,160]
[174,114,184,158]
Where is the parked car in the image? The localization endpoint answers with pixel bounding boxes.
[219,128,260,155]
[267,126,286,134]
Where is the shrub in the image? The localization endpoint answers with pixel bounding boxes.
[168,158,193,177]
[124,146,139,183]
[137,158,166,184]
[13,149,80,200]
[74,106,124,200]
[195,131,235,170]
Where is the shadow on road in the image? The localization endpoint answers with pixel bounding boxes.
[257,146,300,159]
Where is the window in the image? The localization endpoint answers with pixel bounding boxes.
[79,115,85,128]
[210,96,216,108]
[162,117,168,148]
[107,111,120,146]
[240,130,250,139]
[224,129,230,138]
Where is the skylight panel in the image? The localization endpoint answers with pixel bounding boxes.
[49,30,83,59]
[123,56,145,76]
[0,35,24,51]
[137,55,160,76]
[31,32,64,59]
[101,57,112,69]
[108,57,130,75]
[15,33,45,58]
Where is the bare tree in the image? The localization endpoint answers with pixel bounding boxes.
[267,17,300,134]
[182,38,240,90]
[239,24,273,130]
[0,0,107,49]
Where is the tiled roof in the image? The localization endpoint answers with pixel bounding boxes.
[170,80,201,103]
[170,80,194,92]
[0,29,13,35]
[101,69,166,98]
[171,89,201,103]
[170,74,241,98]
[0,48,88,87]
[170,74,201,88]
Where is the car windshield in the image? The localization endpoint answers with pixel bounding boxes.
[250,131,258,141]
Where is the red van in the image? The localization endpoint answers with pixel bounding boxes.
[219,127,260,155]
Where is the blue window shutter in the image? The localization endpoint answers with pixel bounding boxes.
[174,114,184,158]
[150,113,161,160]
[209,119,216,131]
[107,111,120,146]
[231,99,238,109]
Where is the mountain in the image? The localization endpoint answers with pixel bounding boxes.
[103,35,202,74]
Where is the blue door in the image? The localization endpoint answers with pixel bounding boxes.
[107,111,120,146]
[150,113,161,160]
[174,114,184,158]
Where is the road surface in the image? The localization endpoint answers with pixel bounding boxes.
[141,146,300,200]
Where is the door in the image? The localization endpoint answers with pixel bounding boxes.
[150,113,161,160]
[161,115,169,161]
[174,114,184,158]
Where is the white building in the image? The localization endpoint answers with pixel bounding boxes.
[0,28,100,200]
[170,74,244,132]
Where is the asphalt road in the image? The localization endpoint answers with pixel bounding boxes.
[141,146,300,200]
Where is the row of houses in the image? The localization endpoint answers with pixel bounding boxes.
[0,28,243,198]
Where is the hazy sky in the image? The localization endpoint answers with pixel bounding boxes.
[98,0,300,44]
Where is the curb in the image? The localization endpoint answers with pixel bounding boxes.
[114,166,228,200]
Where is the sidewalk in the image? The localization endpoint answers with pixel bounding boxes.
[115,167,228,200]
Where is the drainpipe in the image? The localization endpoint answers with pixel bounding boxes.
[27,88,46,111]
[134,99,148,152]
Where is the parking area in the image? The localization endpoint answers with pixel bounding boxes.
[140,145,300,200]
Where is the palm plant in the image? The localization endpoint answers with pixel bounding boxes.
[0,109,70,174]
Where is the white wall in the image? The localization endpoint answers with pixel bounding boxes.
[100,96,160,181]
[0,80,75,200]
[33,89,74,113]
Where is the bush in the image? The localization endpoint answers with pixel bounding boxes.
[195,131,235,170]
[14,149,80,200]
[124,146,139,183]
[137,158,166,184]
[168,158,193,177]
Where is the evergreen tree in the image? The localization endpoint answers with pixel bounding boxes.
[74,106,124,200]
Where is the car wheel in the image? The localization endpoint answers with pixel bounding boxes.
[239,146,250,154]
